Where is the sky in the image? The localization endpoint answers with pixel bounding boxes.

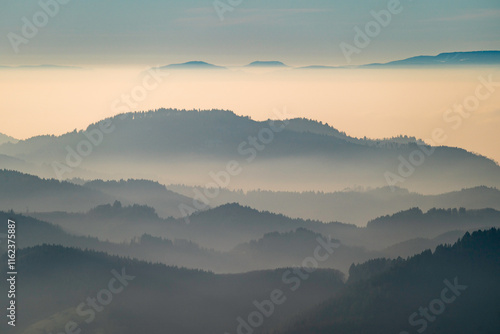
[0,0,499,66]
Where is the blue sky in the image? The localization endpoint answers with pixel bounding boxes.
[1,0,499,66]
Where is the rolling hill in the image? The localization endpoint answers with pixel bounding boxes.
[154,61,226,70]
[167,184,500,225]
[0,245,345,334]
[0,109,498,193]
[245,61,289,67]
[0,170,193,218]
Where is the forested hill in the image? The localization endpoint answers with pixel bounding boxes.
[270,228,500,334]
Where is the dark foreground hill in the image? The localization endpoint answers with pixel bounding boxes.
[0,245,344,334]
[268,228,500,334]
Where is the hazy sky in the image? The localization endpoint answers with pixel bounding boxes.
[1,0,499,66]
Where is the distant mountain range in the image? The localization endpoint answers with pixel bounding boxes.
[152,60,289,70]
[4,51,499,71]
[153,61,226,70]
[151,51,500,71]
[245,61,288,67]
[364,50,500,67]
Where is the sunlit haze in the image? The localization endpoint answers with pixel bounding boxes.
[1,66,499,163]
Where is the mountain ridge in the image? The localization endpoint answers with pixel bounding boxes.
[4,51,499,71]
[364,50,500,67]
[154,61,226,70]
[245,61,288,67]
[0,109,498,194]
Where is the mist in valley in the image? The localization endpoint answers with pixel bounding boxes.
[1,9,500,331]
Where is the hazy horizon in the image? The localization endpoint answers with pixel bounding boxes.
[1,0,500,65]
